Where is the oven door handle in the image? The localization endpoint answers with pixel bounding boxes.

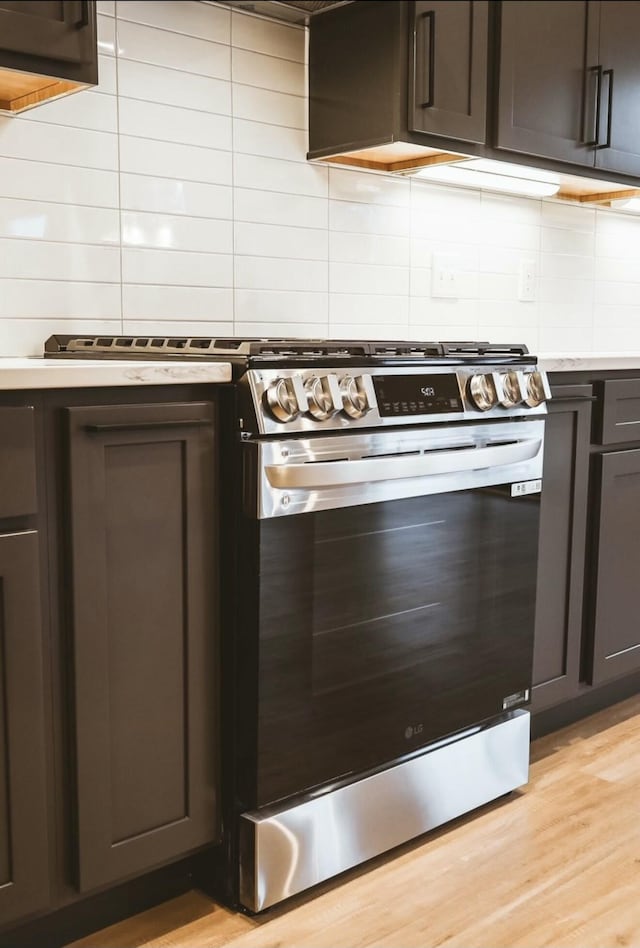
[264,438,543,489]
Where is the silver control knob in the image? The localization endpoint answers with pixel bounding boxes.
[265,377,300,422]
[340,375,371,419]
[304,375,340,421]
[524,370,552,408]
[499,370,525,408]
[468,373,498,411]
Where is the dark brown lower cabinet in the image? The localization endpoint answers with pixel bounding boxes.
[532,384,592,710]
[65,400,220,892]
[589,446,640,684]
[0,530,50,926]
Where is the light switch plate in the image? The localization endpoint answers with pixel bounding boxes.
[431,253,460,299]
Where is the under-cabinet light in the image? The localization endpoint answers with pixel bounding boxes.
[610,197,640,213]
[413,158,561,198]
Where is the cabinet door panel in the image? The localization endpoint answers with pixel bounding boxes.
[590,448,640,684]
[66,401,220,892]
[409,0,488,143]
[532,388,591,710]
[0,531,49,927]
[497,0,597,166]
[0,1,91,63]
[595,1,640,176]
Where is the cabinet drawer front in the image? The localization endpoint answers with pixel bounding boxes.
[0,407,37,519]
[599,378,640,444]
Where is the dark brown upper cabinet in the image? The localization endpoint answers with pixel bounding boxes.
[497,1,640,178]
[308,0,489,172]
[0,0,97,114]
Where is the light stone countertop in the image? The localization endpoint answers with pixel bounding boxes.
[539,353,640,372]
[0,358,232,390]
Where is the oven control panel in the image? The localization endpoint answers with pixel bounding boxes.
[243,366,550,435]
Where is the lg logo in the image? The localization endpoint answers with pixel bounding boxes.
[404,723,424,739]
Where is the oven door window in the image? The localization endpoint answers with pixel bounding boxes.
[253,486,539,807]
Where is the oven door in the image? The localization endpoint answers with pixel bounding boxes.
[236,419,544,808]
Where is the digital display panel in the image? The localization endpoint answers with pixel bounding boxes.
[373,374,463,417]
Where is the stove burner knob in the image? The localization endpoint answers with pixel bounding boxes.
[340,375,371,419]
[265,378,301,422]
[524,370,552,408]
[498,370,526,408]
[467,373,498,411]
[304,375,341,421]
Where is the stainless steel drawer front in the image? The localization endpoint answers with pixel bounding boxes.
[239,710,530,912]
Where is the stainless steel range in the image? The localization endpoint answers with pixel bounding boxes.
[45,335,550,912]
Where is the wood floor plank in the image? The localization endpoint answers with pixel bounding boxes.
[69,695,640,948]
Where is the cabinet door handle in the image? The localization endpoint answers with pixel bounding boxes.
[75,0,89,28]
[583,64,602,147]
[84,419,210,433]
[596,68,614,150]
[418,10,435,108]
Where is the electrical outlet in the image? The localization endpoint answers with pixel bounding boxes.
[431,253,460,299]
[518,258,537,301]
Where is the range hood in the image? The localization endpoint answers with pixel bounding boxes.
[212,0,352,25]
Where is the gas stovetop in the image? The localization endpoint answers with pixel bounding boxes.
[44,334,548,434]
[44,334,535,367]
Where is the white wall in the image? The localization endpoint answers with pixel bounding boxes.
[1,0,640,356]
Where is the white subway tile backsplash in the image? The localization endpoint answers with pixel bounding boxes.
[329,168,411,207]
[0,280,121,319]
[234,222,327,260]
[330,232,410,267]
[231,12,304,63]
[0,319,122,357]
[2,0,640,356]
[119,135,232,185]
[234,154,327,198]
[235,289,328,324]
[330,200,410,238]
[116,20,230,79]
[232,85,307,129]
[21,90,118,133]
[0,117,118,171]
[235,256,327,292]
[0,199,119,245]
[234,188,327,229]
[123,318,233,335]
[97,14,117,56]
[232,48,304,97]
[122,248,233,287]
[543,226,594,256]
[330,294,410,326]
[232,118,306,162]
[0,239,120,282]
[123,285,234,320]
[595,281,640,307]
[330,262,409,296]
[541,253,594,280]
[409,297,479,327]
[235,320,327,337]
[121,211,232,253]
[0,157,118,208]
[118,99,232,150]
[541,201,595,232]
[97,54,117,95]
[117,1,230,42]
[117,59,231,114]
[540,277,594,306]
[120,174,233,219]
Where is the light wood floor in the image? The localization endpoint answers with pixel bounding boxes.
[70,696,640,948]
